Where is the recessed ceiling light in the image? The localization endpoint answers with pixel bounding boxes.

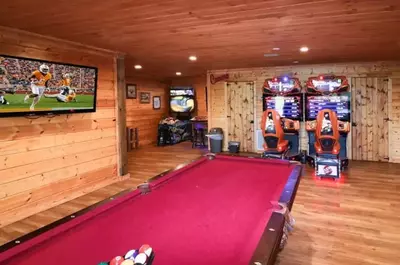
[134,65,142,69]
[264,53,280,57]
[293,61,299,64]
[300,46,309,53]
[176,72,182,76]
[272,47,280,51]
[189,56,197,61]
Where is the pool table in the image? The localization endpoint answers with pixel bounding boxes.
[0,154,302,265]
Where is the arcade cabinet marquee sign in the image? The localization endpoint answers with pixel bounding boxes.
[210,73,229,84]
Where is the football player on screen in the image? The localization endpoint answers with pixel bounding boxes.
[44,73,77,103]
[24,64,52,110]
[0,58,10,105]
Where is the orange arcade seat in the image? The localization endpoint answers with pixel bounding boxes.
[314,110,341,157]
[261,109,289,158]
[313,109,343,179]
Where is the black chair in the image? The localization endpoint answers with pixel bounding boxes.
[192,128,206,148]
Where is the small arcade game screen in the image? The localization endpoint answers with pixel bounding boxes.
[263,76,302,95]
[306,94,351,121]
[306,75,349,95]
[263,95,303,121]
[170,87,195,113]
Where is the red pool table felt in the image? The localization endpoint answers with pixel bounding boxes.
[0,155,300,265]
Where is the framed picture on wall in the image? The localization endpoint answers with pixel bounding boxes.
[126,84,137,99]
[140,92,151,103]
[153,96,161,110]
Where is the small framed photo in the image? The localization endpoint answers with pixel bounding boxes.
[140,92,151,104]
[153,96,161,110]
[126,84,137,99]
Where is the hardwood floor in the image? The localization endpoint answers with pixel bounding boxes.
[1,143,400,265]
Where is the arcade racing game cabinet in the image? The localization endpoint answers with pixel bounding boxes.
[305,75,351,179]
[261,76,303,161]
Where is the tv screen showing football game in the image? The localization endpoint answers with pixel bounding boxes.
[170,87,195,113]
[306,94,351,121]
[263,95,303,120]
[0,55,97,117]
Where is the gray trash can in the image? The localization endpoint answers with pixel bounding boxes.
[207,128,223,153]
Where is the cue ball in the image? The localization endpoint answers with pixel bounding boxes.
[134,253,148,265]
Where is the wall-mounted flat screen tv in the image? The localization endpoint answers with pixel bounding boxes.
[0,55,98,117]
[169,87,195,113]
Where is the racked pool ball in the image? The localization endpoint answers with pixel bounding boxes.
[124,249,138,260]
[110,256,124,265]
[139,244,153,257]
[134,253,148,265]
[121,260,134,265]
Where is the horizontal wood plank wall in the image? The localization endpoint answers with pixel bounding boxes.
[126,77,168,147]
[170,75,207,116]
[0,28,122,227]
[207,62,400,159]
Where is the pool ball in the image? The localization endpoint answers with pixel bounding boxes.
[110,256,124,265]
[139,244,153,257]
[121,260,134,265]
[125,249,138,260]
[134,253,148,265]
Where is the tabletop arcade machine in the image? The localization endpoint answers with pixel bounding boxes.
[261,76,303,161]
[305,75,351,179]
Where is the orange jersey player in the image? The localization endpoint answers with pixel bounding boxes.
[59,73,72,87]
[24,64,52,111]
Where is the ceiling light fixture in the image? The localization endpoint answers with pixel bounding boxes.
[189,56,197,61]
[293,61,299,64]
[176,72,182,76]
[272,47,280,51]
[264,53,280,57]
[134,65,142,69]
[300,46,309,53]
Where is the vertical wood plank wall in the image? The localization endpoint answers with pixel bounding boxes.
[226,82,254,152]
[392,78,400,162]
[125,77,169,147]
[207,62,400,161]
[351,78,389,161]
[170,75,207,116]
[0,28,123,227]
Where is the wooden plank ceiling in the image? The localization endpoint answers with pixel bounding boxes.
[0,0,399,79]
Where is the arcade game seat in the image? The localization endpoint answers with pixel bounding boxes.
[260,109,289,158]
[311,109,348,179]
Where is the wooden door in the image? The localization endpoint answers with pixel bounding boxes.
[226,82,255,152]
[351,77,389,161]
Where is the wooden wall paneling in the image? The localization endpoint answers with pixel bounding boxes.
[391,78,400,162]
[125,77,168,147]
[378,78,389,161]
[388,78,393,163]
[361,78,368,160]
[0,27,129,227]
[368,78,377,161]
[351,78,358,160]
[351,77,390,162]
[114,56,128,176]
[225,82,254,152]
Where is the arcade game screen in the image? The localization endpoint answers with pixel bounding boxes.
[306,94,351,121]
[170,88,195,113]
[263,95,303,120]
